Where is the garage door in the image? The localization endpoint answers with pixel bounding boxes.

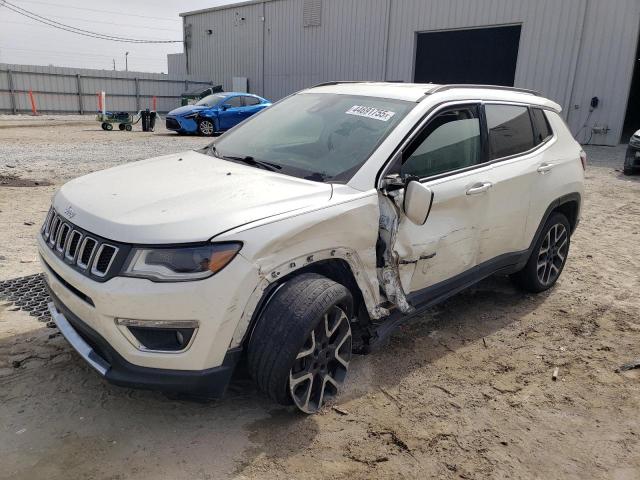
[414,25,522,86]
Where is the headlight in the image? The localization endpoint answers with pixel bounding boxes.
[123,242,242,282]
[183,112,199,119]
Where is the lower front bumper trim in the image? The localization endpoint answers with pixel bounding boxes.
[48,302,110,376]
[46,290,242,398]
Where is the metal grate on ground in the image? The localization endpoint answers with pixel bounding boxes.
[0,273,51,322]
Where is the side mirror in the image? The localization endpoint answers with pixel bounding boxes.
[403,180,434,225]
[219,104,229,111]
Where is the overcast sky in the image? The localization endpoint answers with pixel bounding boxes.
[0,0,235,73]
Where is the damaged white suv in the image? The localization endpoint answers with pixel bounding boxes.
[40,83,585,413]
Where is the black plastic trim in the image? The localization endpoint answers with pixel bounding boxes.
[40,254,95,306]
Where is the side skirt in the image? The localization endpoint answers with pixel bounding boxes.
[365,250,529,351]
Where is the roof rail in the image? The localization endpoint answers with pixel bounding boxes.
[429,84,540,96]
[310,80,377,88]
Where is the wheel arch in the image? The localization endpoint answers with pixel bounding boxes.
[529,193,581,253]
[238,256,377,352]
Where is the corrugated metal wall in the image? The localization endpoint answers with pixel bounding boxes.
[180,0,640,145]
[183,3,265,94]
[0,63,212,114]
[566,0,640,145]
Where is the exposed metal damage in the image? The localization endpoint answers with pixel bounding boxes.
[377,190,415,315]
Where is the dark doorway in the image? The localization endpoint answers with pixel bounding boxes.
[414,25,522,86]
[622,27,640,141]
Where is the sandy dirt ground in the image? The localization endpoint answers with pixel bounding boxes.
[1,121,639,479]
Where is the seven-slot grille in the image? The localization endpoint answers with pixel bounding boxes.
[41,207,120,279]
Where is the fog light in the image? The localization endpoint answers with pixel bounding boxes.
[116,319,198,352]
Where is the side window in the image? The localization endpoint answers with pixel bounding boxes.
[531,108,553,144]
[401,106,482,178]
[224,96,243,108]
[243,96,261,106]
[485,104,535,159]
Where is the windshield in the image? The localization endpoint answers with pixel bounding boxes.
[207,93,414,182]
[196,93,226,107]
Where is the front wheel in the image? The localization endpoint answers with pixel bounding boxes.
[198,119,216,136]
[511,212,571,292]
[247,274,353,414]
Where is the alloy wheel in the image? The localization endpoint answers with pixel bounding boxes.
[288,306,352,413]
[537,223,568,286]
[199,120,214,136]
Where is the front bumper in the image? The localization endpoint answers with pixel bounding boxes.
[165,115,197,133]
[48,292,241,397]
[38,234,259,372]
[625,144,640,170]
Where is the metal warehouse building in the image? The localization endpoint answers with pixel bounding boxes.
[169,0,640,146]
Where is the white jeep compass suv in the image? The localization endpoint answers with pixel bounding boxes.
[40,83,585,413]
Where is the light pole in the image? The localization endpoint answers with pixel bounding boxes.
[125,51,129,71]
[112,59,116,70]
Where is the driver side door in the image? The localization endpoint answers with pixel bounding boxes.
[392,103,492,297]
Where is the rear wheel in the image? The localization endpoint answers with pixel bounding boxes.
[247,274,353,414]
[511,212,571,293]
[125,124,132,131]
[511,212,570,292]
[104,123,113,131]
[198,119,215,136]
[623,166,634,176]
[118,123,125,131]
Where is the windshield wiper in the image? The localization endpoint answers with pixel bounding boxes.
[206,145,281,172]
[222,154,282,172]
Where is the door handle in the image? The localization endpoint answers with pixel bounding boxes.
[537,162,555,173]
[466,182,493,195]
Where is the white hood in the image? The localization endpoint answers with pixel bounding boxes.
[53,150,332,244]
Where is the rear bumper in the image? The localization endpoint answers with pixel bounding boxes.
[48,290,241,397]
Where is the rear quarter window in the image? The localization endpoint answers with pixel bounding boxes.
[531,108,553,144]
[485,104,535,159]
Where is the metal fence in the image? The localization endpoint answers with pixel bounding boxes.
[0,63,213,114]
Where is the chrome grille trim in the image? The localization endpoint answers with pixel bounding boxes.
[48,216,61,247]
[76,237,97,270]
[41,208,126,281]
[56,223,71,253]
[42,208,54,238]
[65,230,83,261]
[90,244,119,278]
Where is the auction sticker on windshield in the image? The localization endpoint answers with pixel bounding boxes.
[346,105,396,122]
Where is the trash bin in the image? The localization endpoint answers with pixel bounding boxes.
[141,109,152,132]
[148,111,156,132]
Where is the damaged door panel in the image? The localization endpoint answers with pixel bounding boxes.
[376,103,493,306]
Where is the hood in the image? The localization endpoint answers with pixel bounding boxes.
[167,105,209,117]
[53,150,332,244]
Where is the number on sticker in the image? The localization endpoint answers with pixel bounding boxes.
[346,105,396,122]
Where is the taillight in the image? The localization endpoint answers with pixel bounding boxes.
[579,150,587,171]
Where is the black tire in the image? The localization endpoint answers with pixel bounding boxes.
[623,166,634,176]
[511,212,571,293]
[198,119,216,136]
[247,273,353,413]
[118,123,126,131]
[101,122,108,130]
[104,123,113,131]
[125,124,132,131]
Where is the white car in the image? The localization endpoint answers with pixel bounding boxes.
[40,82,585,413]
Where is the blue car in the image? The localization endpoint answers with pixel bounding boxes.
[165,92,271,136]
